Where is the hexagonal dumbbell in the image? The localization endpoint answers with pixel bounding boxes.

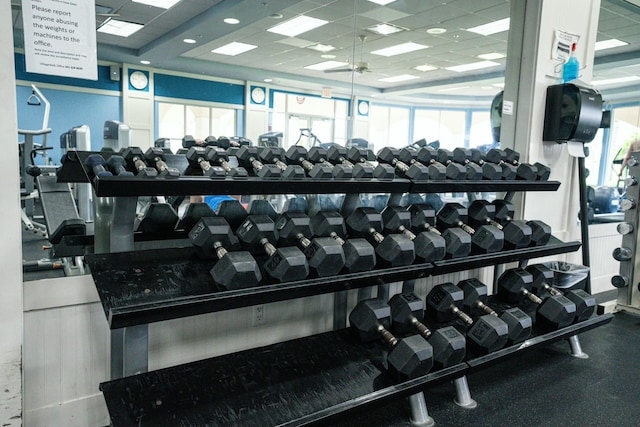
[310,211,376,273]
[175,202,214,232]
[381,205,446,263]
[426,283,509,354]
[106,155,134,177]
[469,149,502,180]
[458,278,532,344]
[185,146,226,178]
[388,292,466,369]
[451,148,484,180]
[275,211,346,277]
[503,148,539,181]
[408,203,469,259]
[326,145,373,179]
[492,200,552,246]
[437,148,481,180]
[144,147,181,178]
[484,148,518,180]
[259,147,306,179]
[285,146,334,179]
[398,147,446,180]
[526,264,596,323]
[346,147,396,180]
[307,147,353,179]
[468,200,532,249]
[236,214,309,283]
[437,202,504,253]
[189,217,262,289]
[205,146,249,178]
[135,202,178,233]
[236,146,282,178]
[122,147,158,178]
[377,147,429,181]
[346,207,415,267]
[84,154,113,183]
[497,268,577,331]
[349,299,434,380]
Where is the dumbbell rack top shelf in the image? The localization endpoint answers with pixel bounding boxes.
[98,314,612,427]
[58,150,561,196]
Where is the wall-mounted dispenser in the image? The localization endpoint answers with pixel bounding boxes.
[543,82,610,143]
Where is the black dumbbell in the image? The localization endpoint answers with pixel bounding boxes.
[533,162,551,181]
[236,146,282,178]
[275,212,346,277]
[498,268,576,331]
[259,147,306,179]
[105,155,134,177]
[503,148,539,181]
[327,145,373,179]
[185,146,226,178]
[236,214,309,282]
[437,148,480,180]
[468,200,532,249]
[492,200,552,246]
[377,147,429,181]
[308,147,353,179]
[346,147,396,180]
[284,146,333,179]
[469,149,502,180]
[485,148,517,180]
[175,202,215,231]
[388,292,466,369]
[310,211,376,273]
[84,154,113,183]
[426,283,509,354]
[408,203,468,259]
[437,203,504,253]
[189,217,262,289]
[144,147,181,178]
[381,205,446,263]
[135,203,179,232]
[206,146,249,178]
[398,147,446,180]
[346,207,415,267]
[451,148,484,180]
[526,264,596,323]
[182,135,197,148]
[122,147,158,177]
[458,278,532,344]
[216,199,248,231]
[350,299,434,380]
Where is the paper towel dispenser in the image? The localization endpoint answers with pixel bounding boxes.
[543,82,610,143]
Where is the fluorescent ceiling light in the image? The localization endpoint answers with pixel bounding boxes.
[304,60,349,71]
[307,44,337,53]
[379,74,419,82]
[594,39,628,51]
[264,78,273,82]
[414,64,437,72]
[466,18,510,36]
[478,52,505,60]
[367,0,397,4]
[321,54,336,59]
[426,27,446,34]
[211,42,258,56]
[140,60,150,65]
[371,42,428,57]
[224,18,240,25]
[592,76,640,85]
[133,0,181,9]
[267,15,328,37]
[183,38,196,44]
[446,61,500,72]
[367,23,406,35]
[97,19,144,37]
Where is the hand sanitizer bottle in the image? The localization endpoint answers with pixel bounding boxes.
[563,43,579,82]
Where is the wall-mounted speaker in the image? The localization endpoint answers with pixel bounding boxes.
[109,65,121,81]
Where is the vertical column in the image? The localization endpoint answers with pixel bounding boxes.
[245,83,268,143]
[123,65,155,149]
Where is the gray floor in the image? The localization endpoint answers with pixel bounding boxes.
[339,311,640,427]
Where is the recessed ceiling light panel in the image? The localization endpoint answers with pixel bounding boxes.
[446,61,500,72]
[308,44,337,53]
[367,0,397,5]
[466,18,510,36]
[594,39,629,51]
[133,0,181,9]
[592,76,640,85]
[478,52,505,60]
[183,38,196,44]
[211,42,258,56]
[97,19,144,37]
[371,42,428,57]
[426,27,447,34]
[379,74,419,82]
[321,54,337,59]
[367,23,406,35]
[140,60,150,65]
[305,60,349,71]
[224,18,240,25]
[267,15,328,37]
[414,64,437,72]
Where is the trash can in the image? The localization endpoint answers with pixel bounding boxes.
[541,261,590,291]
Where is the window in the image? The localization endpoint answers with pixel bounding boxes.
[369,104,410,151]
[413,109,466,149]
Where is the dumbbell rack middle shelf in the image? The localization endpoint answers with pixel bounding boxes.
[87,237,581,330]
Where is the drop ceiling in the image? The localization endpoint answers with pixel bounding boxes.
[10,0,640,105]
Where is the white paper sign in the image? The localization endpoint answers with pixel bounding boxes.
[23,0,97,80]
[502,100,514,116]
[552,30,579,63]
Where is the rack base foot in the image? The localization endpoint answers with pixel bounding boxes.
[452,376,477,409]
[567,335,589,359]
[408,392,435,427]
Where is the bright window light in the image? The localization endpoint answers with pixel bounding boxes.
[594,39,628,51]
[305,60,349,71]
[133,0,181,9]
[367,0,397,4]
[371,42,428,57]
[446,61,500,72]
[592,76,640,85]
[267,15,328,37]
[211,42,258,56]
[307,44,337,53]
[379,74,419,82]
[367,23,405,35]
[414,64,437,72]
[97,19,144,37]
[466,18,510,36]
[478,52,505,60]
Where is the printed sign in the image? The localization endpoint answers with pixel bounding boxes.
[22,0,97,80]
[552,30,579,63]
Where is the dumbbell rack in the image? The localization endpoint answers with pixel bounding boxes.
[57,150,613,426]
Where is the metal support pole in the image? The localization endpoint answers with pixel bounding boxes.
[577,156,592,293]
[333,291,348,330]
[453,376,477,409]
[567,335,589,359]
[408,392,435,427]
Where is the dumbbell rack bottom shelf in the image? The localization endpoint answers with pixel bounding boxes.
[99,329,467,427]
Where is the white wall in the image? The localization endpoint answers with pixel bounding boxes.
[0,0,24,424]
